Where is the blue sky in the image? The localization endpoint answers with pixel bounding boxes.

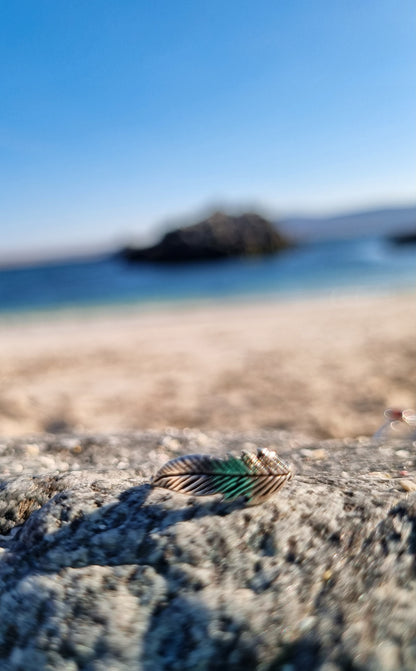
[1,0,415,256]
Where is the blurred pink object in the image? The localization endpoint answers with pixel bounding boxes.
[373,407,416,440]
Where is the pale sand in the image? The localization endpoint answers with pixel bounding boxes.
[0,291,415,438]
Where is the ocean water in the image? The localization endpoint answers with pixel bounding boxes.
[0,236,414,315]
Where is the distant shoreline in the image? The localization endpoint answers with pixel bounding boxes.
[0,281,415,325]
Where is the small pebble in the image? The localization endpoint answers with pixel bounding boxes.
[298,616,316,633]
[300,448,327,460]
[399,479,416,492]
[161,436,181,451]
[395,449,409,458]
[25,444,40,457]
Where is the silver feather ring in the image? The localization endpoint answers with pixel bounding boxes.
[152,447,292,505]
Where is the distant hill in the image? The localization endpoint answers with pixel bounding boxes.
[280,205,416,241]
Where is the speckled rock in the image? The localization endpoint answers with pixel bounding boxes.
[0,430,416,670]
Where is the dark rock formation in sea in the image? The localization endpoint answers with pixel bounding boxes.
[1,429,416,670]
[389,229,416,245]
[120,211,292,263]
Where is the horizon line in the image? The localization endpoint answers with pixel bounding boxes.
[2,199,415,270]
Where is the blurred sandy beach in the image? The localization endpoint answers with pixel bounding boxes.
[0,290,414,439]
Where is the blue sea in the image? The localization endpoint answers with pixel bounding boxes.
[0,236,414,315]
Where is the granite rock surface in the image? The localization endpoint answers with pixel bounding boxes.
[1,429,416,670]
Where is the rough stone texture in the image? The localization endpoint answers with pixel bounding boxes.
[120,211,291,263]
[1,429,416,670]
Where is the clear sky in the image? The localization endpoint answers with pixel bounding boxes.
[1,0,416,256]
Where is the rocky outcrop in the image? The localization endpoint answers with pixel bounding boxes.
[389,230,416,245]
[121,212,291,263]
[1,429,416,670]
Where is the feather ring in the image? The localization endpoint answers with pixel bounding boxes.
[152,447,292,505]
